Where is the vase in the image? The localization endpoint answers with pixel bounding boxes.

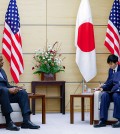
[41,73,56,81]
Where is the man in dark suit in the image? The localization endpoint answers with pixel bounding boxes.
[96,54,120,89]
[104,54,120,85]
[0,55,40,131]
[94,55,120,128]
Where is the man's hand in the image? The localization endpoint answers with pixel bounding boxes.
[9,87,19,94]
[17,84,25,90]
[94,88,103,92]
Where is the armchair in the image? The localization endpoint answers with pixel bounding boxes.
[0,103,23,127]
[94,91,117,124]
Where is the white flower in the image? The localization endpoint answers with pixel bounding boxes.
[33,42,65,74]
[47,45,52,51]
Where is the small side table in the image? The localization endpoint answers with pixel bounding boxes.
[31,81,65,114]
[70,93,94,125]
[28,93,46,124]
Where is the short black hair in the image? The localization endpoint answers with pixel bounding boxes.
[107,54,118,63]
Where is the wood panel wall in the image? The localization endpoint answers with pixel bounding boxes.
[0,0,113,112]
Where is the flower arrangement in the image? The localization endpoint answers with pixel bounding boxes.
[32,42,65,75]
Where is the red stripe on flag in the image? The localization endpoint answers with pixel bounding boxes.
[11,34,24,65]
[2,28,12,50]
[2,49,11,62]
[16,33,22,47]
[10,67,19,83]
[3,27,11,39]
[104,41,114,54]
[2,38,11,54]
[14,33,24,68]
[106,32,119,55]
[11,53,21,74]
[107,24,119,43]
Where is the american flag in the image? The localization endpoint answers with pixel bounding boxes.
[2,0,24,83]
[104,0,120,59]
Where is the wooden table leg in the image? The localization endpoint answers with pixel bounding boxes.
[28,94,46,124]
[90,96,94,125]
[32,99,35,115]
[42,96,46,124]
[81,97,84,121]
[70,95,74,124]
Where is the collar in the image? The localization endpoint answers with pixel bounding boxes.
[114,65,118,72]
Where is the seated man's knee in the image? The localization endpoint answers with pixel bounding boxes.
[101,92,109,99]
[112,93,118,100]
[18,89,28,96]
[0,87,9,95]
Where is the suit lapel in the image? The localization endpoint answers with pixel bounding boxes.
[0,68,7,81]
[117,65,120,72]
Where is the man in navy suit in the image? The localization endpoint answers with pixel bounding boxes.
[97,54,120,88]
[94,54,120,128]
[104,54,120,85]
[0,55,40,131]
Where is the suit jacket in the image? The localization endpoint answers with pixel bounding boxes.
[0,68,13,88]
[104,65,120,85]
[102,71,120,92]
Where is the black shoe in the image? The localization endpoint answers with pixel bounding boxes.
[21,120,40,129]
[112,121,120,128]
[94,121,106,128]
[6,121,20,131]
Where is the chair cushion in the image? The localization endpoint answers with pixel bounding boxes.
[0,112,23,124]
[98,102,114,110]
[0,103,21,112]
[0,103,22,124]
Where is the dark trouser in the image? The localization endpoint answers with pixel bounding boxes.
[0,87,31,116]
[100,92,120,120]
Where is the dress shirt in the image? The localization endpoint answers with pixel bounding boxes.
[113,65,118,73]
[0,72,4,79]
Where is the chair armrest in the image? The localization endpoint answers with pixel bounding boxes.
[94,91,101,120]
[94,91,101,104]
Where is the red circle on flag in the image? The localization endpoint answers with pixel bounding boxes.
[77,22,95,52]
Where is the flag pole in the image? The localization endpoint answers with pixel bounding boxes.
[82,77,85,93]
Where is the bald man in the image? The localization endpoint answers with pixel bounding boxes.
[0,55,40,131]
